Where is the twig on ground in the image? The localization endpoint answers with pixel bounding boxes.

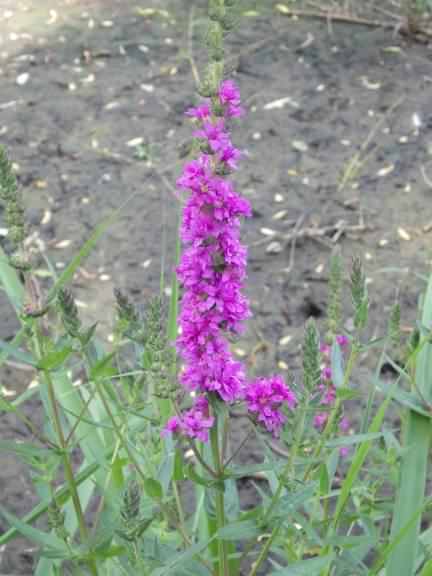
[283,213,306,274]
[278,3,432,38]
[252,216,371,253]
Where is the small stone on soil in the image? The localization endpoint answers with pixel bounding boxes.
[397,227,411,241]
[266,241,282,254]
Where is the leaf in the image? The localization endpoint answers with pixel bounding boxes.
[0,440,50,461]
[173,449,184,481]
[224,463,274,479]
[374,378,431,419]
[0,395,16,412]
[37,346,73,371]
[0,458,100,547]
[336,387,360,401]
[79,323,98,347]
[325,432,384,448]
[185,462,220,490]
[89,352,116,381]
[144,478,163,501]
[272,483,317,520]
[330,341,344,388]
[270,554,334,575]
[0,339,37,366]
[318,463,329,495]
[0,506,69,554]
[152,535,215,576]
[218,519,259,541]
[333,379,397,528]
[420,559,432,576]
[0,245,25,312]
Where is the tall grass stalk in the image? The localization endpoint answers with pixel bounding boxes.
[386,275,432,576]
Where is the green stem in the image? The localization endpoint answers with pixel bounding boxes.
[248,523,281,576]
[240,397,310,571]
[33,327,98,576]
[94,380,213,572]
[210,420,229,576]
[304,343,359,482]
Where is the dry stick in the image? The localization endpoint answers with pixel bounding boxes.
[283,213,306,274]
[252,218,370,253]
[277,5,402,30]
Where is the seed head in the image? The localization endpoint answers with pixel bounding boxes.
[57,288,81,338]
[303,318,321,392]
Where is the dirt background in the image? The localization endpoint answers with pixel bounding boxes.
[1,0,432,572]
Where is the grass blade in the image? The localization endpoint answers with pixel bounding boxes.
[385,274,432,576]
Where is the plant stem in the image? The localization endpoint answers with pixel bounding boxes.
[33,326,98,576]
[94,380,213,572]
[248,523,281,576]
[210,419,229,576]
[240,396,310,572]
[304,343,359,482]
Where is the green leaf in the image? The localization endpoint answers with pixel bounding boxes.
[0,506,69,554]
[152,535,215,576]
[420,559,432,576]
[272,483,317,520]
[173,449,184,481]
[224,463,274,479]
[143,478,163,500]
[185,462,219,489]
[375,378,431,419]
[0,439,50,461]
[0,245,25,312]
[325,432,384,448]
[0,395,16,412]
[332,378,397,528]
[218,519,259,541]
[386,274,432,576]
[270,554,334,575]
[0,339,37,366]
[330,341,344,388]
[319,463,329,495]
[336,387,360,401]
[38,346,73,371]
[89,352,116,381]
[79,322,98,347]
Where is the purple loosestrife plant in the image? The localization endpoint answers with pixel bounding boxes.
[164,81,296,440]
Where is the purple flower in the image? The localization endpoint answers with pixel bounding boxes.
[162,397,215,443]
[339,416,350,433]
[245,376,297,437]
[181,397,215,442]
[321,366,332,381]
[339,446,350,458]
[177,155,212,192]
[218,80,244,118]
[314,412,328,429]
[164,79,283,442]
[162,415,182,437]
[186,102,211,120]
[319,384,336,405]
[320,343,331,358]
[194,120,229,153]
[336,334,349,349]
[218,143,242,170]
